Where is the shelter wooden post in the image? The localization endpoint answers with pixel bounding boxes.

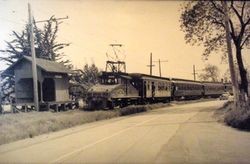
[40,80,44,102]
[11,105,15,113]
[24,105,27,112]
[55,104,59,112]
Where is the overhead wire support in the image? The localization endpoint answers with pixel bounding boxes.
[192,65,198,81]
[147,53,155,76]
[109,44,122,47]
[153,59,168,77]
[35,16,69,23]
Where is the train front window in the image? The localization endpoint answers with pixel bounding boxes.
[100,77,118,85]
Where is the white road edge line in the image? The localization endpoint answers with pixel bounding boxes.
[50,115,162,163]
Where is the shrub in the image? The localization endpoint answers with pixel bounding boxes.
[224,100,250,130]
[118,103,169,116]
[119,105,147,116]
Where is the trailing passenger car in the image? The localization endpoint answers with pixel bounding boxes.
[202,82,225,98]
[130,73,172,103]
[171,78,203,100]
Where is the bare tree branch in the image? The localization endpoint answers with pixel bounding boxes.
[245,17,250,27]
[228,19,237,41]
[211,1,225,15]
[241,34,250,48]
[241,1,246,18]
[231,0,244,24]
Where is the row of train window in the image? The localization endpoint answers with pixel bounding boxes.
[145,81,171,91]
[205,86,224,91]
[176,84,202,90]
[143,80,226,92]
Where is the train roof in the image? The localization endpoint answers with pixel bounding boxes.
[170,78,199,83]
[99,71,133,80]
[99,71,232,86]
[100,71,129,76]
[172,81,202,85]
[129,73,170,81]
[201,81,224,84]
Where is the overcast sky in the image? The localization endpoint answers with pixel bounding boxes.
[0,0,249,80]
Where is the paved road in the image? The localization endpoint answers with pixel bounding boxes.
[1,100,250,163]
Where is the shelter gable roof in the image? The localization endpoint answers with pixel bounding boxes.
[1,56,74,76]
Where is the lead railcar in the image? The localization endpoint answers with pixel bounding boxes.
[86,72,139,109]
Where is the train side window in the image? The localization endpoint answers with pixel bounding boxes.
[118,78,123,84]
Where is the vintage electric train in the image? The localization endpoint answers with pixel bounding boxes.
[86,71,232,109]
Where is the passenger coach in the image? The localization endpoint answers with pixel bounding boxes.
[171,78,203,100]
[130,73,172,103]
[202,82,225,98]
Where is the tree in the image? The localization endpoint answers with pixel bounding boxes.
[82,64,100,85]
[71,64,100,86]
[0,16,70,65]
[69,63,100,98]
[199,64,220,82]
[180,1,250,97]
[0,16,70,102]
[223,69,231,83]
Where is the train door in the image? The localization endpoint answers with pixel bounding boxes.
[172,83,176,99]
[143,81,147,98]
[145,80,151,98]
[125,78,128,95]
[152,81,155,98]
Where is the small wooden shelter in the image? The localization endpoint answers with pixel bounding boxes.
[1,56,75,112]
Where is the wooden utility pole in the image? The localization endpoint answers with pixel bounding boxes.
[28,3,39,111]
[27,4,69,111]
[0,74,2,113]
[222,1,239,104]
[147,53,155,75]
[192,65,198,81]
[153,59,168,77]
